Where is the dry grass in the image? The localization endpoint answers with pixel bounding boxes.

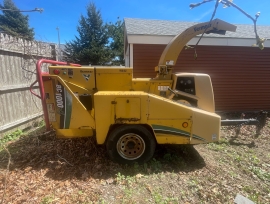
[0,118,269,204]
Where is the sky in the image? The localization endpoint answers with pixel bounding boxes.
[1,0,269,44]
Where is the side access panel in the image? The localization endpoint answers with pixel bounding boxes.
[94,91,149,144]
[114,97,141,122]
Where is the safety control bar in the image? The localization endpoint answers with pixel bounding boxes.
[30,59,81,131]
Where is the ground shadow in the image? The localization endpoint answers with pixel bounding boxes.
[228,136,256,148]
[0,128,206,182]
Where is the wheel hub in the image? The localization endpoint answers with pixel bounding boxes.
[127,141,135,149]
[117,133,146,160]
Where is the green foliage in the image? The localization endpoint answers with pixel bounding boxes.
[151,191,179,204]
[207,142,226,151]
[248,166,270,181]
[189,178,199,186]
[39,120,45,127]
[116,172,136,186]
[243,185,261,203]
[150,158,162,172]
[41,195,54,204]
[64,2,112,65]
[116,172,126,184]
[0,0,34,40]
[0,129,23,146]
[64,2,124,66]
[133,162,140,171]
[107,18,124,65]
[207,138,229,151]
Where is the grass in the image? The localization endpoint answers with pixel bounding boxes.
[0,120,45,148]
[41,195,54,204]
[248,166,270,181]
[151,191,179,204]
[0,129,23,147]
[0,118,269,203]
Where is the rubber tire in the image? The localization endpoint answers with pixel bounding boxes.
[106,125,156,164]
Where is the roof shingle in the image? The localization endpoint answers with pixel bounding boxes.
[124,18,270,39]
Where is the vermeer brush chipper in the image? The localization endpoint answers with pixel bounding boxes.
[31,19,252,164]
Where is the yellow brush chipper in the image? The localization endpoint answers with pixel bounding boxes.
[30,19,265,164]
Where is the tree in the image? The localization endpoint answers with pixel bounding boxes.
[107,18,124,65]
[0,0,34,40]
[64,2,111,65]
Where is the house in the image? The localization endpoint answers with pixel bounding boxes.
[124,18,270,112]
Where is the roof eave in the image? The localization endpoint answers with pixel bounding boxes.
[127,34,270,47]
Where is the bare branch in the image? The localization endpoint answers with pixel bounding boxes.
[191,0,266,58]
[190,0,215,9]
[193,0,220,59]
[57,154,74,166]
[220,0,265,49]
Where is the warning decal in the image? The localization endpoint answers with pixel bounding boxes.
[158,86,169,91]
[47,103,56,122]
[82,74,91,81]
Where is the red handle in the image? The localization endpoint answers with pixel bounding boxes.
[32,59,81,131]
[30,80,41,99]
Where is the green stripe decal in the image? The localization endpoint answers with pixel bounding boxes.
[151,125,207,142]
[64,89,72,129]
[151,125,190,138]
[192,134,207,142]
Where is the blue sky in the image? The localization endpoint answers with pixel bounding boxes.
[2,0,269,43]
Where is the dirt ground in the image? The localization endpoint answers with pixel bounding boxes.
[0,118,269,204]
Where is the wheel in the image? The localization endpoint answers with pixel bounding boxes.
[106,125,156,164]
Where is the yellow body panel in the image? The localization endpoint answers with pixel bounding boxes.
[96,67,132,91]
[49,66,95,91]
[155,136,190,144]
[49,66,133,92]
[56,129,94,138]
[45,53,221,144]
[43,75,95,137]
[172,73,215,113]
[93,91,220,145]
[115,97,141,119]
[43,65,221,144]
[132,78,173,97]
[94,91,148,144]
[146,94,192,144]
[191,108,220,144]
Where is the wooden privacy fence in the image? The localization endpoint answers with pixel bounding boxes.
[0,33,56,137]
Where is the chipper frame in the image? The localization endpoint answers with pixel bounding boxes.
[31,19,240,164]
